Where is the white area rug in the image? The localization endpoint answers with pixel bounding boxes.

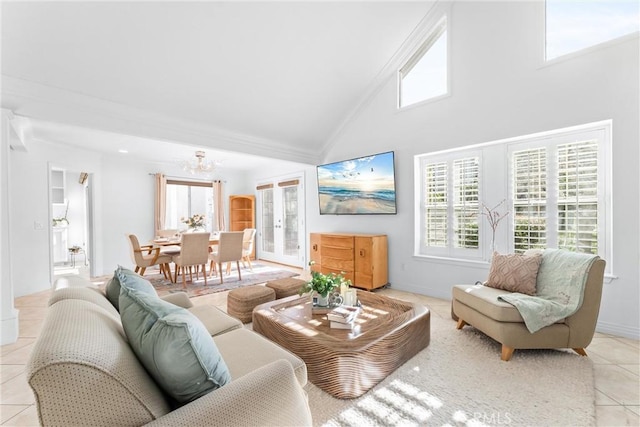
[306,315,595,426]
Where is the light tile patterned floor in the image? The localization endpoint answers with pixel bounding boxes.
[1,270,638,426]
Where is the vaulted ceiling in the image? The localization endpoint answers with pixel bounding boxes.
[1,2,434,168]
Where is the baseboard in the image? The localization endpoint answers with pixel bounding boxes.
[387,281,452,301]
[0,308,20,345]
[596,320,640,340]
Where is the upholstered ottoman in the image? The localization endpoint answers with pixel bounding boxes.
[227,285,276,323]
[265,277,306,299]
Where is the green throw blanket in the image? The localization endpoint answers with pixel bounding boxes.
[498,249,598,333]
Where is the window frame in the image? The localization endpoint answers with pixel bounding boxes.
[165,178,214,233]
[414,120,613,276]
[415,150,483,261]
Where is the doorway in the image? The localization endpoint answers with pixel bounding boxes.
[256,173,305,267]
[50,167,93,281]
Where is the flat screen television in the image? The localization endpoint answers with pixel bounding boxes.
[317,151,397,215]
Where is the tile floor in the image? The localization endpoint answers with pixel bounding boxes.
[1,270,638,426]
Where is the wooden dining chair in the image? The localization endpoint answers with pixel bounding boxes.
[127,234,172,280]
[208,231,244,284]
[171,232,210,289]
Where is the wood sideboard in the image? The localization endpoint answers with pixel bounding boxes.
[309,232,388,290]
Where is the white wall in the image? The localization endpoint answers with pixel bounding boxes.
[311,2,640,338]
[9,140,103,296]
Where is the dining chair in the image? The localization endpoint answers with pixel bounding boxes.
[208,231,244,284]
[241,228,257,272]
[171,232,211,289]
[127,234,172,280]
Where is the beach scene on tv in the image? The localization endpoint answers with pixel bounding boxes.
[317,152,397,214]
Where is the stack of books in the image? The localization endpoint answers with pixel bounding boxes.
[327,306,360,329]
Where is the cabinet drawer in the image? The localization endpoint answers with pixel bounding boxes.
[322,246,352,260]
[321,235,354,249]
[322,256,354,272]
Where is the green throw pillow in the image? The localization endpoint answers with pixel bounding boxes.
[119,282,231,404]
[106,266,155,311]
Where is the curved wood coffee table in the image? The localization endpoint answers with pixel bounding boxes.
[252,291,430,399]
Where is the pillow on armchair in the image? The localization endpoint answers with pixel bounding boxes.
[119,280,231,404]
[485,252,543,296]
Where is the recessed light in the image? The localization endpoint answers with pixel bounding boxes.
[118,149,129,154]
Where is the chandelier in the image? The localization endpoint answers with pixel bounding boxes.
[182,150,215,176]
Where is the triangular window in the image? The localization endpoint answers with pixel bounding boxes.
[399,18,448,108]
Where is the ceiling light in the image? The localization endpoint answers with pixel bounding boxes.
[182,150,216,176]
[118,149,128,153]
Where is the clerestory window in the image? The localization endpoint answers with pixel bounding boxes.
[399,17,448,108]
[545,0,640,61]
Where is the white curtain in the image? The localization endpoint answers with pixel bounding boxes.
[154,173,167,234]
[213,180,225,231]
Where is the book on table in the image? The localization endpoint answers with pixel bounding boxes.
[330,320,360,330]
[326,306,361,324]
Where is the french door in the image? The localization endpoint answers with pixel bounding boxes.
[256,174,305,267]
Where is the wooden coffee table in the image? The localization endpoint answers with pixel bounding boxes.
[252,291,430,399]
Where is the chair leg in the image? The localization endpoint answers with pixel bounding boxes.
[236,261,242,280]
[573,348,588,357]
[245,256,253,272]
[202,264,207,286]
[134,266,140,273]
[139,267,146,276]
[218,263,224,284]
[182,267,187,289]
[501,345,515,361]
[456,319,468,329]
[174,265,179,284]
[226,262,231,276]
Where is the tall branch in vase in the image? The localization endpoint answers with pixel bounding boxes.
[481,199,509,254]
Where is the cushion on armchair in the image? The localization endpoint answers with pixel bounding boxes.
[485,252,543,295]
[119,280,231,404]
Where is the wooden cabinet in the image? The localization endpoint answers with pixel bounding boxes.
[229,195,256,258]
[309,232,388,290]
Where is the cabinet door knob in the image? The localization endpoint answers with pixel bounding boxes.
[313,244,318,251]
[359,249,365,257]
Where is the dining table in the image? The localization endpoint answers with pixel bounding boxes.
[150,233,221,283]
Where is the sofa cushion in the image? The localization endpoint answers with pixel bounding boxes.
[119,284,231,404]
[452,284,525,322]
[106,266,156,310]
[187,305,243,336]
[214,328,307,387]
[486,252,542,295]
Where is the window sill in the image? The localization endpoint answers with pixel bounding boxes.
[412,254,489,269]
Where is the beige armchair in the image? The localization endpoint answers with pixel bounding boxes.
[127,234,172,279]
[241,228,257,271]
[209,231,244,284]
[172,232,211,288]
[452,256,606,361]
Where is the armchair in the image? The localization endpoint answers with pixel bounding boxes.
[127,234,172,280]
[452,253,605,361]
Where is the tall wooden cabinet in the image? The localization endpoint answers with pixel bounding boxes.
[229,195,256,258]
[310,232,388,290]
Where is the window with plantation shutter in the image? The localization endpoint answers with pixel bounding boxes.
[557,140,598,254]
[453,158,479,249]
[424,162,448,247]
[415,120,611,274]
[512,147,548,252]
[417,155,480,258]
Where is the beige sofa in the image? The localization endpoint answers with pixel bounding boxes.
[452,257,606,361]
[26,277,312,426]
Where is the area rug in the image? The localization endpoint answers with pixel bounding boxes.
[96,262,299,298]
[305,315,595,426]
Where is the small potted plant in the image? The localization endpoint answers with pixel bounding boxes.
[300,261,351,307]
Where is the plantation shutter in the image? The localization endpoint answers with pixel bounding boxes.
[557,140,598,254]
[424,162,448,247]
[512,147,547,253]
[453,157,479,248]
